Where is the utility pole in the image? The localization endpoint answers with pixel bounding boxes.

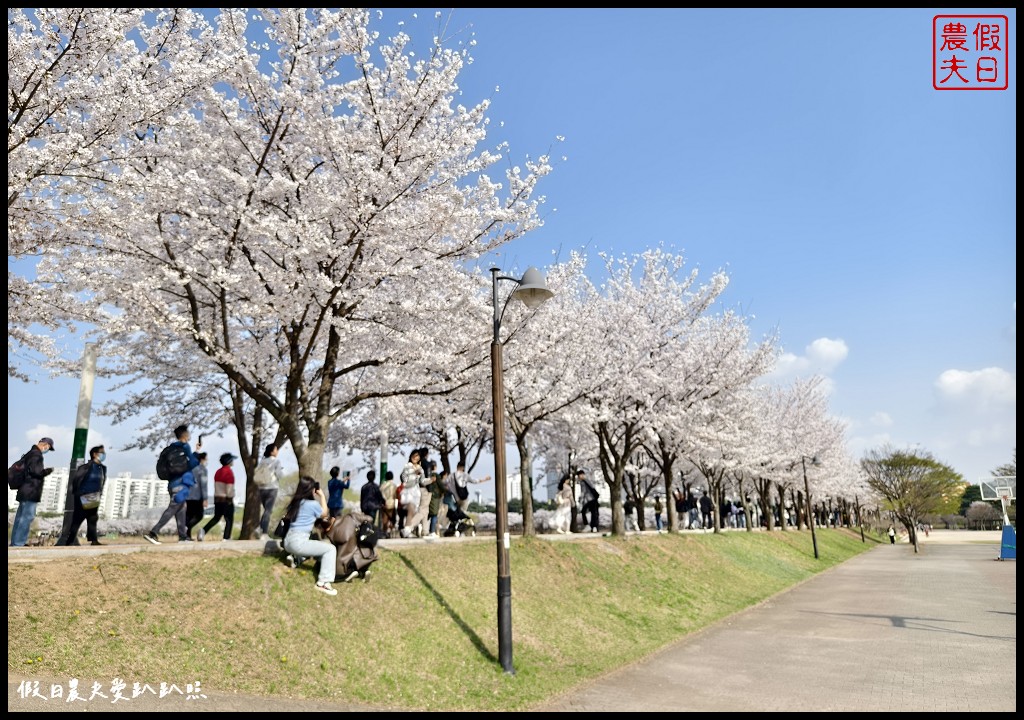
[56,343,98,546]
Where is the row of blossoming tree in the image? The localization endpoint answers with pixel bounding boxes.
[9,8,872,538]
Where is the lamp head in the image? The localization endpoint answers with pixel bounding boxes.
[511,266,554,309]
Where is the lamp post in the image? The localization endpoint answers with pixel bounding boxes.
[490,266,554,675]
[801,455,821,560]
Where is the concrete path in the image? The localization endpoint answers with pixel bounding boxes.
[8,529,1015,712]
[537,530,1015,712]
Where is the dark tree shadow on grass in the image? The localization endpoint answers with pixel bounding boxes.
[394,552,497,663]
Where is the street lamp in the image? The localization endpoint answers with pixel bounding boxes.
[801,455,821,559]
[490,265,554,675]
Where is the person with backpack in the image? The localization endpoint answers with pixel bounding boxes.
[254,443,286,538]
[66,445,108,546]
[9,437,56,547]
[199,453,237,541]
[145,425,201,544]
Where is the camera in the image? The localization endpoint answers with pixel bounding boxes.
[313,481,321,491]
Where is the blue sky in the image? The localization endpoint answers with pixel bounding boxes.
[8,8,1016,496]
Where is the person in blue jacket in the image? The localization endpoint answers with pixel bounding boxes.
[145,424,201,544]
[327,466,350,518]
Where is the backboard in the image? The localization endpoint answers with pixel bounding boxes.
[979,477,1016,501]
[979,477,1015,529]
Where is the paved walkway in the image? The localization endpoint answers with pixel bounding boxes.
[537,530,1015,712]
[8,530,1015,712]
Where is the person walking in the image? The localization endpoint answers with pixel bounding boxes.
[254,443,286,538]
[451,461,490,513]
[654,495,664,533]
[551,475,574,534]
[281,476,341,595]
[66,445,108,546]
[145,425,200,544]
[10,437,56,547]
[888,525,897,545]
[185,452,209,540]
[400,449,426,538]
[427,470,448,538]
[578,469,600,533]
[379,471,397,537]
[199,453,236,541]
[699,492,714,530]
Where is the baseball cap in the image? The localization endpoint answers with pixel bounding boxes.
[40,437,56,451]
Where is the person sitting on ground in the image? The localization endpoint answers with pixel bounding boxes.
[281,476,339,596]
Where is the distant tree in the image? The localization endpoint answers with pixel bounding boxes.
[959,484,985,516]
[940,514,965,530]
[860,446,965,553]
[966,501,1001,530]
[990,449,1016,480]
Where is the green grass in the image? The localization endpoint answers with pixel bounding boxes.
[8,527,880,710]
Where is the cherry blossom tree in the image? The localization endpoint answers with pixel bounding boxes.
[501,254,598,535]
[41,9,553,491]
[576,248,734,536]
[8,8,227,377]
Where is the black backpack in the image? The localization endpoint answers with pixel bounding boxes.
[8,452,28,490]
[156,443,190,480]
[356,520,378,549]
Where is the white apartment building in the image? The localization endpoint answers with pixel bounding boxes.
[8,469,169,521]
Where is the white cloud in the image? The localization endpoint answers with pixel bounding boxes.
[934,367,1016,411]
[805,338,848,370]
[769,337,848,381]
[869,412,893,428]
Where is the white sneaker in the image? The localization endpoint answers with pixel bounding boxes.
[197,528,205,542]
[144,532,161,545]
[342,570,359,583]
[285,554,296,569]
[314,582,338,596]
[401,528,411,538]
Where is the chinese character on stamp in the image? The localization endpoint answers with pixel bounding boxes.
[934,15,1009,90]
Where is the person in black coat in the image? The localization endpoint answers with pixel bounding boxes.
[359,470,385,527]
[10,437,56,547]
[67,445,108,545]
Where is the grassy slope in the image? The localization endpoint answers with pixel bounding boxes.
[7,528,880,710]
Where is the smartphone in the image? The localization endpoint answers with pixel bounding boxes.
[343,470,352,479]
[197,433,205,448]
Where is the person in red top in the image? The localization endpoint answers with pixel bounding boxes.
[199,453,237,541]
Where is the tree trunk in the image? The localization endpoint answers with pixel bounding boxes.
[515,431,535,537]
